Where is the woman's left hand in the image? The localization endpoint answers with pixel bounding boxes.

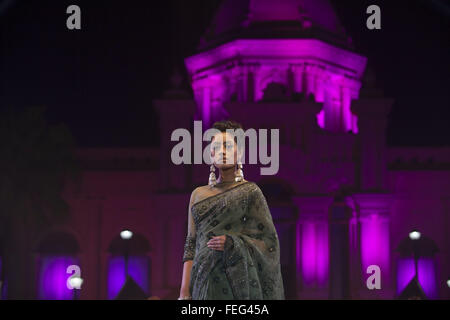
[207,235,226,251]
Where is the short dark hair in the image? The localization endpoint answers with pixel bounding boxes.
[212,120,243,132]
[211,120,244,145]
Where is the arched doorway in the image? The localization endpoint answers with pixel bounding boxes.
[396,233,439,299]
[107,232,151,299]
[36,231,80,300]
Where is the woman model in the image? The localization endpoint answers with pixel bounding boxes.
[178,120,285,300]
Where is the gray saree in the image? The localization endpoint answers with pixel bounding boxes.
[182,181,285,300]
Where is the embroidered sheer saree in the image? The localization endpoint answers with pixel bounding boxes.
[182,181,285,300]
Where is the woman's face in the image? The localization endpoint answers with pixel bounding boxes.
[210,131,239,170]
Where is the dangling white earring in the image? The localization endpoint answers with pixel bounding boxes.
[209,164,217,187]
[235,162,244,182]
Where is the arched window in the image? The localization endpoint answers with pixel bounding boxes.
[396,233,439,299]
[36,231,80,300]
[107,232,151,299]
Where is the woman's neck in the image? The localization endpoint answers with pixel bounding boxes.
[217,166,235,183]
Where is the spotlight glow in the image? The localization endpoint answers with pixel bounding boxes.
[69,276,83,290]
[120,230,133,240]
[409,230,421,240]
[447,279,450,288]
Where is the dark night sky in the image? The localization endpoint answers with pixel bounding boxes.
[1,0,449,147]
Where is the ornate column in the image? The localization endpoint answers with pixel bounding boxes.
[322,74,341,133]
[314,68,326,103]
[293,196,333,299]
[345,195,363,299]
[291,63,304,94]
[304,63,316,97]
[350,193,394,299]
[341,85,352,133]
[328,199,353,299]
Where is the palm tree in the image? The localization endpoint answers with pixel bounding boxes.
[0,106,82,299]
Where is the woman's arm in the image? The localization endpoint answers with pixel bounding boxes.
[179,188,198,299]
[179,260,193,299]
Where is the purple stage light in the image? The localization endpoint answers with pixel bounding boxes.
[397,257,438,299]
[37,256,79,300]
[107,255,149,299]
[300,220,329,287]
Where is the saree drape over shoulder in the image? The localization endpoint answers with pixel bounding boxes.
[182,181,285,300]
